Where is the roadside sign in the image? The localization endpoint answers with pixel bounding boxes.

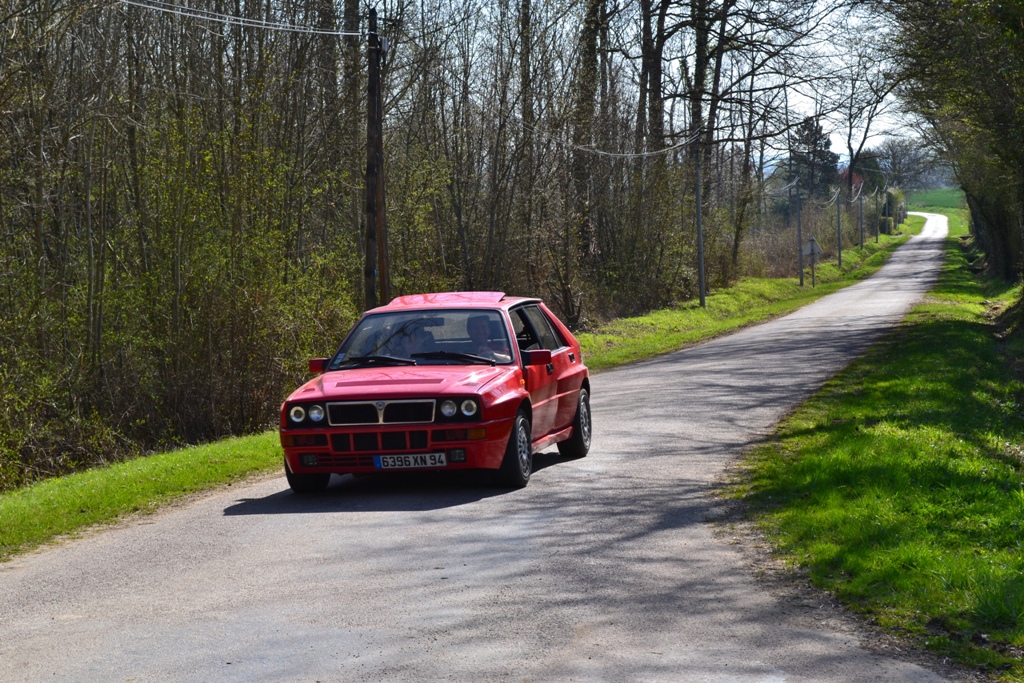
[802,236,823,257]
[803,237,823,287]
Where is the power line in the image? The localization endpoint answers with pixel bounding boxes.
[522,124,698,159]
[764,177,798,197]
[124,1,698,160]
[824,185,841,207]
[118,0,363,37]
[848,182,864,202]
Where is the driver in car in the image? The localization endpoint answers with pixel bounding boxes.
[467,315,512,363]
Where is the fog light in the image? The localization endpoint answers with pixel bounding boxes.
[300,453,318,467]
[448,448,467,463]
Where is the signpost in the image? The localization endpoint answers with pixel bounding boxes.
[802,236,824,287]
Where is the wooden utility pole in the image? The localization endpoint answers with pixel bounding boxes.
[874,189,880,243]
[836,187,842,268]
[859,186,864,247]
[796,179,804,287]
[364,9,389,310]
[694,140,706,308]
[343,0,361,273]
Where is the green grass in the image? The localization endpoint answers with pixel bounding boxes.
[909,187,965,208]
[912,205,970,235]
[735,207,1024,679]
[0,433,282,558]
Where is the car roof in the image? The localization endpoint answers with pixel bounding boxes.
[374,291,539,312]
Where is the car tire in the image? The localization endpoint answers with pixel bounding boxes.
[285,460,331,493]
[497,411,532,488]
[557,387,592,459]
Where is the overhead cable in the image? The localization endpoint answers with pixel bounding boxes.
[119,0,363,37]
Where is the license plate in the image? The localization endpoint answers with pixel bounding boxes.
[374,453,447,469]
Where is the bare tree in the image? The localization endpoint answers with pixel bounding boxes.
[828,15,900,195]
[875,137,936,190]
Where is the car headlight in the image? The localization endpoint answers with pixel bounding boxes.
[440,400,457,418]
[460,399,478,417]
[289,405,306,423]
[308,404,325,422]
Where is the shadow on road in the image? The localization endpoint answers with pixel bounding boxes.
[223,450,577,515]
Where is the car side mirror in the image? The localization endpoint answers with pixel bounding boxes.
[308,358,328,374]
[522,349,552,366]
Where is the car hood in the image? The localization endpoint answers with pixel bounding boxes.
[287,364,515,402]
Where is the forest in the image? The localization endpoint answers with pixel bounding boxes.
[0,0,1019,489]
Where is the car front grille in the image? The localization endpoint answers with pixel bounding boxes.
[327,400,435,426]
[331,430,430,453]
[383,401,434,423]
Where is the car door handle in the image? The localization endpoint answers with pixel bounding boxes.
[568,352,576,363]
[546,363,554,375]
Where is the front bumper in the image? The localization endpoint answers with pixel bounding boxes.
[281,416,513,474]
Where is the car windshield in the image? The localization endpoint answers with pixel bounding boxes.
[328,309,514,369]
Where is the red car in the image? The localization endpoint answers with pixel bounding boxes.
[279,292,591,492]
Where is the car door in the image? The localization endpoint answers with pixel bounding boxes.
[535,303,586,428]
[528,304,585,430]
[514,303,584,437]
[511,306,559,438]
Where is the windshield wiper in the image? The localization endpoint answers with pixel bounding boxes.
[332,354,417,368]
[411,351,495,366]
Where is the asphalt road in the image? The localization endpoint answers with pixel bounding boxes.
[0,213,956,683]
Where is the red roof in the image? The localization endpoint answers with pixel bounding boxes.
[383,291,507,308]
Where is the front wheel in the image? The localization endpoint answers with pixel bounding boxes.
[285,459,331,493]
[497,411,532,488]
[557,387,592,459]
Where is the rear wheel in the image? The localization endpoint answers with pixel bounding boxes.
[285,460,331,493]
[557,387,592,459]
[497,411,532,488]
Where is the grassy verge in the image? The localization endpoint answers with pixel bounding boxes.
[0,221,919,561]
[0,433,283,559]
[734,208,1024,679]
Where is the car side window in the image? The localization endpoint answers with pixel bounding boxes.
[510,309,539,351]
[519,305,565,351]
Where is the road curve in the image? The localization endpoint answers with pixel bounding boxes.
[0,214,954,682]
